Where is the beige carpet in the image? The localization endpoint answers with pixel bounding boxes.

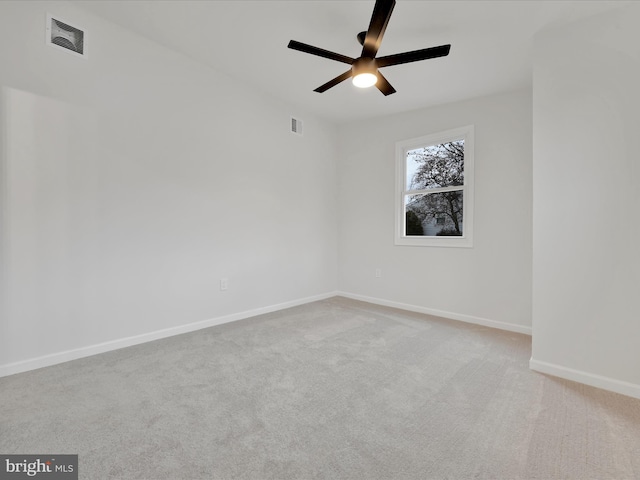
[1,297,639,479]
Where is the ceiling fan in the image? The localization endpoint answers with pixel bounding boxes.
[288,0,451,96]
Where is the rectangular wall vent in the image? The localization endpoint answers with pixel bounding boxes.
[290,117,303,136]
[46,14,86,58]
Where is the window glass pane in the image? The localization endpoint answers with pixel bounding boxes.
[405,191,463,237]
[406,140,464,191]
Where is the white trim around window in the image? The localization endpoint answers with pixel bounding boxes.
[395,125,474,247]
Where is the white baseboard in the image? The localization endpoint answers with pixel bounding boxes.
[336,291,532,335]
[0,291,338,378]
[8,292,636,401]
[529,358,640,400]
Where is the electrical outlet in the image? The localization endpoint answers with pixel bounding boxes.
[375,268,381,278]
[220,278,229,291]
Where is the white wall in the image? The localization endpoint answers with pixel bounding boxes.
[337,90,533,333]
[0,1,338,373]
[531,3,640,398]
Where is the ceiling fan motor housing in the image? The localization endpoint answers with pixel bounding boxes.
[352,57,377,77]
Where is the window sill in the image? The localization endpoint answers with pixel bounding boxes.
[395,235,473,248]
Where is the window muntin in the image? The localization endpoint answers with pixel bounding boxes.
[396,126,474,247]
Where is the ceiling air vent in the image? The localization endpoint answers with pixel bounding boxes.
[290,117,303,136]
[46,14,86,58]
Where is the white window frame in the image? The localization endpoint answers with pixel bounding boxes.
[395,125,474,247]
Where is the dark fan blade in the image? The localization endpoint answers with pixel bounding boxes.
[361,0,395,58]
[376,44,451,68]
[288,40,354,65]
[314,70,353,93]
[375,71,396,96]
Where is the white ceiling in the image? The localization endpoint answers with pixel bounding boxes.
[76,0,628,124]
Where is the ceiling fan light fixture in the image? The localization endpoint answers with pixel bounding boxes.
[351,57,377,88]
[352,72,377,88]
